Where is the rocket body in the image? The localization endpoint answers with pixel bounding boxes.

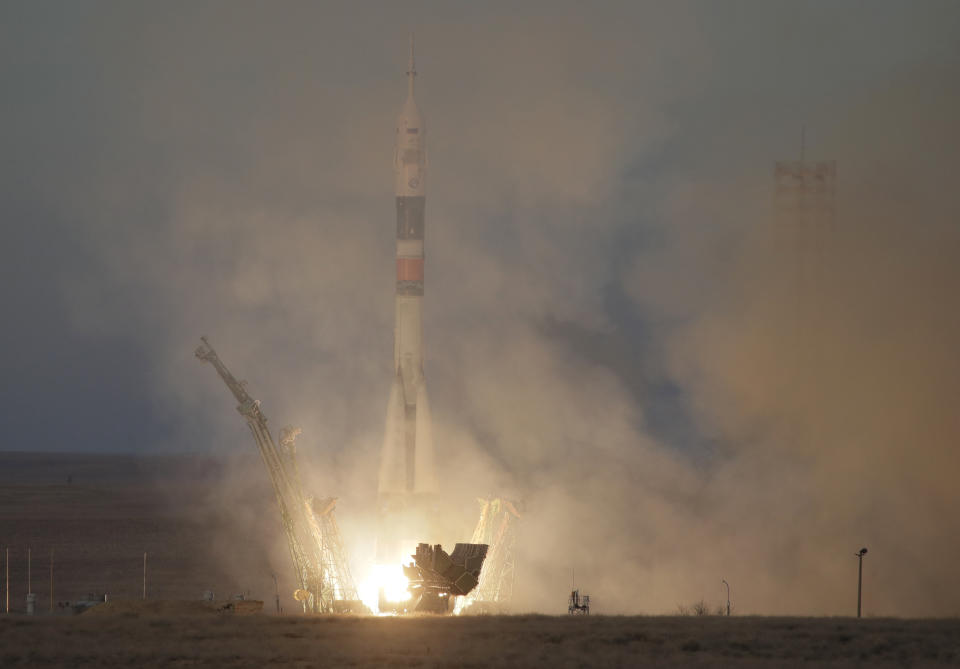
[378,41,436,512]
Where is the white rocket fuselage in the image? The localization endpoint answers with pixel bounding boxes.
[378,42,436,505]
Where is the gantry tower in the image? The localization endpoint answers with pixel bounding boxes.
[195,337,359,612]
[457,498,521,613]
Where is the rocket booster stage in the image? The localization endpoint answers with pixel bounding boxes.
[378,37,436,500]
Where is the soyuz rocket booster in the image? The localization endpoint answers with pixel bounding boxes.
[378,37,437,502]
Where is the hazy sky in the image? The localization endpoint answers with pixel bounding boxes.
[2,1,959,615]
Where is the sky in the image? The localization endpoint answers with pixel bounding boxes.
[2,1,959,616]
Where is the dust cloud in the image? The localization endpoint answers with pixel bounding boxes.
[2,2,958,616]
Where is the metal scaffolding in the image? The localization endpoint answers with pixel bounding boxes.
[774,141,838,446]
[457,498,520,613]
[196,337,359,612]
[774,151,837,332]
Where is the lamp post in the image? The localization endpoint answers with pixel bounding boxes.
[855,547,868,618]
[722,579,730,616]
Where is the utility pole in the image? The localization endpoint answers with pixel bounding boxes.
[722,579,731,616]
[142,552,147,600]
[50,549,54,613]
[26,547,36,615]
[5,547,8,613]
[856,547,868,618]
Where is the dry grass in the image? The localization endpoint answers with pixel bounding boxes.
[0,611,957,668]
[82,599,264,617]
[1,455,958,666]
[0,454,284,607]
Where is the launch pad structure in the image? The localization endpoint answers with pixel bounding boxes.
[395,543,488,614]
[191,43,526,616]
[457,498,521,613]
[195,337,361,613]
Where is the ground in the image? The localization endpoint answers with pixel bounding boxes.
[1,609,958,668]
[0,452,287,607]
[1,453,958,666]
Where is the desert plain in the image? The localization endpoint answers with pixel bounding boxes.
[1,609,959,668]
[1,453,957,667]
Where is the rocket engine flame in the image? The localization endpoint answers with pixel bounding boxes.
[358,563,411,614]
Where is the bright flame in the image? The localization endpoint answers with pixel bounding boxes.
[358,563,411,614]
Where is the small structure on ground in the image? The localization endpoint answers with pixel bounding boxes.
[568,589,590,615]
[400,543,488,613]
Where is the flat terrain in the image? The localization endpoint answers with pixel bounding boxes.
[1,610,958,667]
[0,452,287,608]
[2,453,958,666]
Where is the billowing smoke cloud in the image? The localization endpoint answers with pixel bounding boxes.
[3,1,958,615]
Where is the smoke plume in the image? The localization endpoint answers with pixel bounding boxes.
[2,1,958,615]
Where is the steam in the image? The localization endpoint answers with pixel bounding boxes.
[3,2,959,615]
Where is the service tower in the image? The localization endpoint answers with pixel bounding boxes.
[377,37,437,562]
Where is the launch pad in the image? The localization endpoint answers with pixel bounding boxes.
[193,41,521,617]
[398,543,488,614]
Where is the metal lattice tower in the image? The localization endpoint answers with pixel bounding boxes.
[774,133,837,441]
[195,337,359,613]
[308,497,360,612]
[774,133,837,332]
[457,498,521,613]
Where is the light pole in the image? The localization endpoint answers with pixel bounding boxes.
[855,547,868,618]
[722,579,730,616]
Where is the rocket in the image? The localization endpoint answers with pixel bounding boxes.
[378,36,437,503]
